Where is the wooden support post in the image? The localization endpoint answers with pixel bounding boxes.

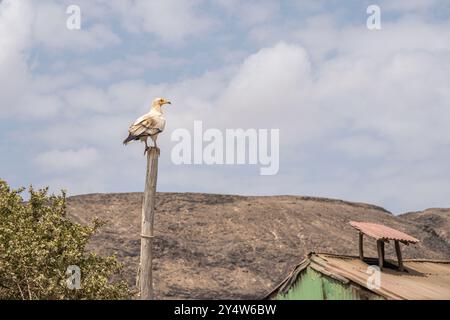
[377,240,384,269]
[138,147,159,300]
[358,232,364,261]
[395,240,404,272]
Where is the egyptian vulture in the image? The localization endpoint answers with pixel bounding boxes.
[123,97,171,153]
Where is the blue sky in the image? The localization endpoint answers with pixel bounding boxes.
[1,0,450,214]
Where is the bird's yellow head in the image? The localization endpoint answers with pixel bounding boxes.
[152,97,171,107]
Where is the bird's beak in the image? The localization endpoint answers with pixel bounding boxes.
[165,100,172,105]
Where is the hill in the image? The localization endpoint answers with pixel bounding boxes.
[400,208,450,255]
[66,192,450,299]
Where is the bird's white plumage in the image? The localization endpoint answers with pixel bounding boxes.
[130,109,166,137]
[123,97,170,150]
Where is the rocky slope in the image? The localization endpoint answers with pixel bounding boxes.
[66,192,450,299]
[400,208,450,256]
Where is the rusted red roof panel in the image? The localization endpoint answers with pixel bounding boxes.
[350,221,419,243]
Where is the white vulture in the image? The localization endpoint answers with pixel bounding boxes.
[123,97,171,153]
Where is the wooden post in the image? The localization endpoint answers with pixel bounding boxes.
[358,232,364,261]
[395,240,404,271]
[138,147,159,300]
[377,240,384,269]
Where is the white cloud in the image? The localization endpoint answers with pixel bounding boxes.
[61,86,109,114]
[28,34,450,211]
[331,135,389,158]
[0,0,121,119]
[2,0,450,213]
[0,0,32,117]
[80,52,187,81]
[0,0,31,65]
[20,93,63,118]
[31,1,121,52]
[156,34,449,212]
[106,0,213,44]
[382,0,441,12]
[35,148,99,172]
[214,0,280,26]
[218,42,311,126]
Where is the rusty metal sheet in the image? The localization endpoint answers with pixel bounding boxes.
[350,221,420,243]
[314,253,450,300]
[266,252,450,300]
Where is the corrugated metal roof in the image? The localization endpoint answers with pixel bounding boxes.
[266,253,450,300]
[350,221,420,243]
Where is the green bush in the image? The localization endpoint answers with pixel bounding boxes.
[0,179,132,299]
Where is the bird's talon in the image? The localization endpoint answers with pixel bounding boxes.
[123,97,168,155]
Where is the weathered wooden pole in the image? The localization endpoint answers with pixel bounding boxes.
[358,232,364,261]
[394,240,404,271]
[376,240,384,269]
[138,147,159,299]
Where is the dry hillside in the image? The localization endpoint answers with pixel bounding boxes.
[401,208,450,254]
[66,192,450,299]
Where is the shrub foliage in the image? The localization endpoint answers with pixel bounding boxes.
[0,180,131,299]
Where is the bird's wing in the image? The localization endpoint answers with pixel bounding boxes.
[128,113,162,137]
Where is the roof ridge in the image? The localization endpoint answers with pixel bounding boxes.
[314,252,450,264]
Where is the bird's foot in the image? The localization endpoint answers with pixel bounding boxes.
[144,146,160,155]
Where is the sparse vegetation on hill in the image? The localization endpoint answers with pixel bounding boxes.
[0,180,131,300]
[66,192,450,299]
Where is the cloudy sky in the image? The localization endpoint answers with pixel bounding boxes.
[1,0,449,214]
